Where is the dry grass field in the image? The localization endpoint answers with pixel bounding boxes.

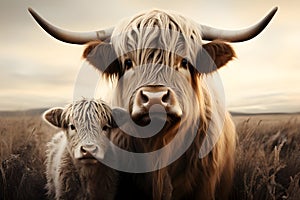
[0,111,299,200]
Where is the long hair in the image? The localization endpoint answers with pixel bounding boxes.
[106,9,236,199]
[61,99,113,130]
[111,9,202,69]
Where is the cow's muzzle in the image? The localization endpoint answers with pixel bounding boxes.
[131,86,182,125]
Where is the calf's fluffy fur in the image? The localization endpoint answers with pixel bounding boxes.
[43,99,118,200]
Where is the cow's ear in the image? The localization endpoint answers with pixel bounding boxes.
[196,40,236,73]
[83,42,121,77]
[111,107,130,128]
[43,107,64,128]
[83,41,101,58]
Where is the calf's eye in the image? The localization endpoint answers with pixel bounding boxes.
[70,124,76,130]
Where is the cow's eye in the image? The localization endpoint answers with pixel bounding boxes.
[181,58,188,69]
[70,124,76,130]
[102,125,110,131]
[124,59,133,69]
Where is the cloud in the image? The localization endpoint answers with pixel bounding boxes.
[0,0,299,113]
[228,91,300,113]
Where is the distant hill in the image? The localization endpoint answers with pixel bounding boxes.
[0,108,48,117]
[0,108,299,117]
[230,111,300,116]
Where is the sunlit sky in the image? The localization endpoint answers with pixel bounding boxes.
[1,0,299,113]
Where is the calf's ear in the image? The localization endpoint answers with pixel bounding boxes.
[43,107,64,128]
[196,40,236,73]
[83,41,121,77]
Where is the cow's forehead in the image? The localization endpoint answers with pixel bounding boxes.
[111,9,203,61]
[62,99,112,126]
[113,9,202,34]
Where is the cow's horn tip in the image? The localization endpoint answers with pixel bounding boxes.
[271,6,279,14]
[28,7,39,19]
[28,7,34,14]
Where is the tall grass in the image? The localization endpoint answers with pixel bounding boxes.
[0,115,55,199]
[231,115,300,200]
[0,113,299,199]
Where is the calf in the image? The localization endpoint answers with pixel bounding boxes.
[43,99,120,200]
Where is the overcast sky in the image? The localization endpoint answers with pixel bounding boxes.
[0,0,299,113]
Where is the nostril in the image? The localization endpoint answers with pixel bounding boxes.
[91,146,98,153]
[140,90,149,104]
[80,146,87,154]
[162,90,170,103]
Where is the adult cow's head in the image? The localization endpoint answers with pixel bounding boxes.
[30,7,277,152]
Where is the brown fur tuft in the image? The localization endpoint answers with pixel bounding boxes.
[203,40,236,69]
[82,41,102,58]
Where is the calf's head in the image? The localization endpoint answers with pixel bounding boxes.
[43,99,124,165]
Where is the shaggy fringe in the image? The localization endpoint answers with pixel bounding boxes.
[111,9,203,70]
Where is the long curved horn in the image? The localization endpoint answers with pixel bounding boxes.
[28,8,114,44]
[200,7,278,42]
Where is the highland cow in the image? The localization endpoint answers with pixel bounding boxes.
[30,7,278,200]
